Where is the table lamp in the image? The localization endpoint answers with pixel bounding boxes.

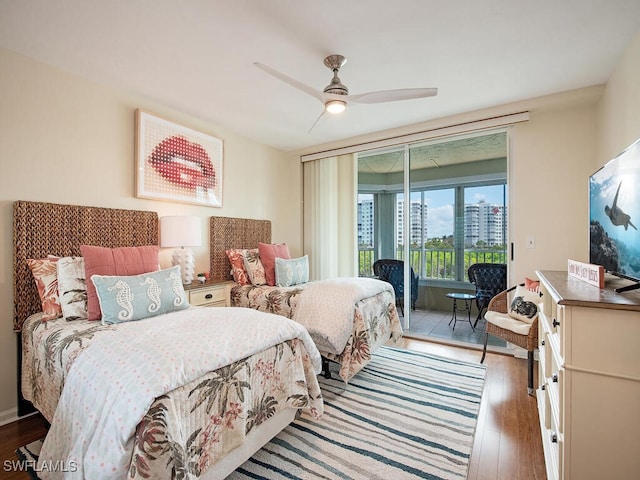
[160,215,201,284]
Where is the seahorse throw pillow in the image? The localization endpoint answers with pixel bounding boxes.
[508,285,541,324]
[92,265,189,325]
[81,244,160,321]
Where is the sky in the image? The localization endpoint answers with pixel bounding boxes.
[413,185,506,238]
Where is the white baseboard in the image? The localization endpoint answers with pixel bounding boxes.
[0,407,19,427]
[510,344,539,361]
[0,407,35,427]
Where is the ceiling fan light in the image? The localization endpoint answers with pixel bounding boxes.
[325,100,346,114]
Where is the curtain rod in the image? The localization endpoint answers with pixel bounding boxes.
[300,111,529,162]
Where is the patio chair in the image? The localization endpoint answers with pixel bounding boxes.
[374,259,418,315]
[467,262,507,327]
[480,285,540,395]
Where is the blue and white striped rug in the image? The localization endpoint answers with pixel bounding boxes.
[230,346,486,480]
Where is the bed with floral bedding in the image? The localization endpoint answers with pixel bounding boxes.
[21,308,322,479]
[14,201,323,480]
[210,216,404,383]
[231,279,402,382]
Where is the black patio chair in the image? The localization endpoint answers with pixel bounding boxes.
[374,259,418,315]
[467,262,507,327]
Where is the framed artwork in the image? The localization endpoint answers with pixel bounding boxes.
[135,109,223,207]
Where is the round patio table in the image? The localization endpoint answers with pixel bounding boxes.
[446,292,477,330]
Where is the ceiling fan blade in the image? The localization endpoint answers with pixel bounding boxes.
[348,88,438,104]
[254,62,325,102]
[308,109,326,133]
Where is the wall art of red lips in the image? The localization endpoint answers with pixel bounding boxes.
[148,135,216,190]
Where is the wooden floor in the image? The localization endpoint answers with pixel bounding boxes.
[398,338,547,480]
[0,338,546,480]
[0,413,48,480]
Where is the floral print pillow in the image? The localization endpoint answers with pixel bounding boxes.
[243,249,267,285]
[226,248,253,286]
[27,257,62,321]
[57,256,88,320]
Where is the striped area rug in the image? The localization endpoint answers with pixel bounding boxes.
[229,346,486,480]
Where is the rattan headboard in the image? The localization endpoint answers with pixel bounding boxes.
[13,200,158,331]
[209,216,271,280]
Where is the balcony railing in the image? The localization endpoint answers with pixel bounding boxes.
[359,247,506,280]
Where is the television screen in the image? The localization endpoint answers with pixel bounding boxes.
[589,138,640,289]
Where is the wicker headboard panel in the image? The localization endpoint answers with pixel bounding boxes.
[13,201,158,331]
[209,216,272,280]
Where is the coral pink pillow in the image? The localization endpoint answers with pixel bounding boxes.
[525,277,540,293]
[81,245,159,320]
[258,242,291,286]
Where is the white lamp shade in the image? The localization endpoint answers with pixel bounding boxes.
[160,216,202,248]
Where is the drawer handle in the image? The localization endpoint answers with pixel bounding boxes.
[205,294,213,299]
[551,432,558,443]
[552,373,559,383]
[552,318,560,328]
[541,384,546,391]
[541,340,545,346]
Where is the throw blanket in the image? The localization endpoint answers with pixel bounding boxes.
[38,307,322,480]
[293,277,394,355]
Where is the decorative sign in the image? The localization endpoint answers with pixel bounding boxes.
[567,259,605,288]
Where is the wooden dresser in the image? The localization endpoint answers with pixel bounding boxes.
[535,270,640,480]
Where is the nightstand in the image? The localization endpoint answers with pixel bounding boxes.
[184,280,233,307]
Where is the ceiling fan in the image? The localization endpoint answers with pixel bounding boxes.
[254,54,437,131]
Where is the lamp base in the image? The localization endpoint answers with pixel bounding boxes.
[171,248,195,284]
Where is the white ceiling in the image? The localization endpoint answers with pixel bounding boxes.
[1,0,639,153]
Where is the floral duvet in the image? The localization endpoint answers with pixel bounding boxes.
[21,308,323,479]
[230,277,403,382]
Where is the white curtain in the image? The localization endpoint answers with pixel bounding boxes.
[303,154,357,280]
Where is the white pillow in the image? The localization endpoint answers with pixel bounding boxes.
[508,285,540,324]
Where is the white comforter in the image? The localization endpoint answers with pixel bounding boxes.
[38,307,322,480]
[292,277,394,355]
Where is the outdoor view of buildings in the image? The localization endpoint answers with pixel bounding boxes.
[358,196,507,249]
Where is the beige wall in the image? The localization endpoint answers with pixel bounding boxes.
[0,48,302,419]
[509,103,598,282]
[597,30,640,163]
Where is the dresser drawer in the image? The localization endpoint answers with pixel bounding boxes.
[189,286,227,306]
[537,387,560,480]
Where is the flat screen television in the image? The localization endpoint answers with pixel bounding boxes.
[589,138,640,293]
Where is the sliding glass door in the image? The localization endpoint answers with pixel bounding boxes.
[357,130,508,336]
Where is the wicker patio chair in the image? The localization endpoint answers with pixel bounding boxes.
[480,285,539,395]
